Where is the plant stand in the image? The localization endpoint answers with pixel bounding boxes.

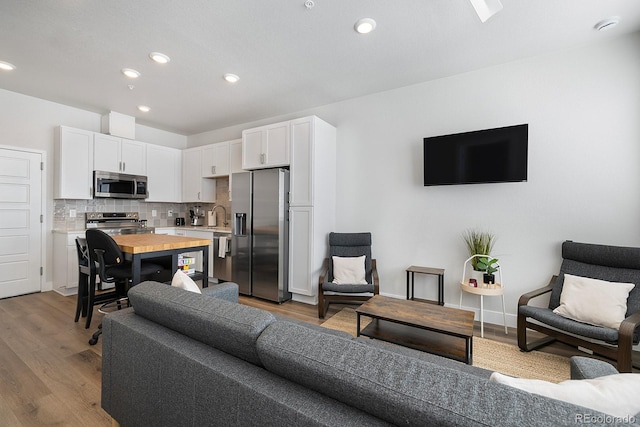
[459,255,508,338]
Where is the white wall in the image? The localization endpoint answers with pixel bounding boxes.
[190,32,640,326]
[0,88,187,287]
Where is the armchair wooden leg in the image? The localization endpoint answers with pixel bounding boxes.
[318,292,326,319]
[517,312,528,351]
[517,314,556,352]
[617,338,633,373]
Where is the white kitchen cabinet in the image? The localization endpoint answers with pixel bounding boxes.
[202,141,230,178]
[146,145,182,202]
[290,116,337,206]
[241,121,290,170]
[94,133,146,175]
[229,138,243,201]
[52,231,86,296]
[287,116,337,299]
[182,147,216,203]
[54,126,94,199]
[288,207,314,296]
[230,139,243,173]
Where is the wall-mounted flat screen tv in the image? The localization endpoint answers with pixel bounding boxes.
[423,124,528,186]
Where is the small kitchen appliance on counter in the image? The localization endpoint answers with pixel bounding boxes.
[189,206,206,226]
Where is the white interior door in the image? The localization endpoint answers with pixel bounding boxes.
[0,148,42,298]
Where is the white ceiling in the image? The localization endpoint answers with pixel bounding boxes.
[1,1,639,136]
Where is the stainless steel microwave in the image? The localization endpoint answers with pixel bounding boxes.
[93,171,148,199]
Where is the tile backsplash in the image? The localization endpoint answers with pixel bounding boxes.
[54,177,231,231]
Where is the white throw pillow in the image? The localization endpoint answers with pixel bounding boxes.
[553,274,635,329]
[332,255,368,285]
[490,372,640,418]
[171,269,202,294]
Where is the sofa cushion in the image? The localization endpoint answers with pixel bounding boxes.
[256,321,599,426]
[355,336,493,379]
[128,281,275,366]
[570,356,619,380]
[200,281,239,303]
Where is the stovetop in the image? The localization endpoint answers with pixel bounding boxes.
[85,212,154,235]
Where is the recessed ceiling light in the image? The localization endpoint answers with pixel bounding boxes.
[149,52,170,64]
[0,61,16,71]
[224,73,240,83]
[121,68,141,79]
[137,105,151,112]
[354,18,376,34]
[470,0,503,23]
[594,17,620,31]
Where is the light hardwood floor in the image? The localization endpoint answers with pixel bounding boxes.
[0,291,637,426]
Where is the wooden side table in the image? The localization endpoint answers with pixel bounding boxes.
[406,265,445,305]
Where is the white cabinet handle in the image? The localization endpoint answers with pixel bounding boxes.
[212,165,216,174]
[198,191,201,200]
[260,153,265,164]
[123,161,126,172]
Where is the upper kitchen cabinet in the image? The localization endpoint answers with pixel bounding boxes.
[242,121,290,170]
[182,147,216,203]
[54,126,94,199]
[290,116,337,206]
[228,139,243,201]
[94,133,146,175]
[146,144,182,202]
[202,141,230,178]
[230,139,243,174]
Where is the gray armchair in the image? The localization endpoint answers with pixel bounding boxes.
[317,232,379,318]
[518,240,640,372]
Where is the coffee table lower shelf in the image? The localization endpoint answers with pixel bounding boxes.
[358,318,473,365]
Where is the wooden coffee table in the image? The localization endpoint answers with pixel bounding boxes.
[356,295,475,364]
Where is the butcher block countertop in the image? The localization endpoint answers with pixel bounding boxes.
[112,234,211,254]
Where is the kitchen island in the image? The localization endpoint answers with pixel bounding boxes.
[112,234,211,287]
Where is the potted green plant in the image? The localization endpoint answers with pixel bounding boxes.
[476,256,499,284]
[462,229,496,285]
[462,229,495,270]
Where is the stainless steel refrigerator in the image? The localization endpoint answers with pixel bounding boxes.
[231,168,291,303]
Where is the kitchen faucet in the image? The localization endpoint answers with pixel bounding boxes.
[212,205,228,227]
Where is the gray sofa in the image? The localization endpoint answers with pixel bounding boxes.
[102,281,633,426]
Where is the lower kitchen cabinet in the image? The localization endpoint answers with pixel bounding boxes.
[288,207,313,296]
[53,231,85,296]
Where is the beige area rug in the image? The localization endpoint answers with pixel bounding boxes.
[321,307,570,383]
